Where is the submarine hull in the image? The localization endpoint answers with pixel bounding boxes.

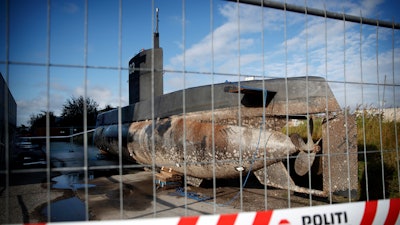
[94,77,341,179]
[126,117,296,179]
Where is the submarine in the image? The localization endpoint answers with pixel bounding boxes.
[94,8,358,197]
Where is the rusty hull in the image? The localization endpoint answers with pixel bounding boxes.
[127,117,297,179]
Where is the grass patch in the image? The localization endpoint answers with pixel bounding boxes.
[356,110,400,199]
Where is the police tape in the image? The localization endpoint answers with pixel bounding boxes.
[25,198,399,225]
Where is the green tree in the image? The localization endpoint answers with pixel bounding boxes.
[61,96,99,127]
[29,111,57,134]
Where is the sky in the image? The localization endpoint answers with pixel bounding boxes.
[0,0,399,126]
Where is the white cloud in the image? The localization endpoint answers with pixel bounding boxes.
[165,1,399,109]
[166,2,278,89]
[16,78,128,126]
[75,83,128,110]
[17,98,47,126]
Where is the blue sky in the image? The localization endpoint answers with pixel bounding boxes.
[0,0,399,126]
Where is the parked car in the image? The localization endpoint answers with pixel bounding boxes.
[12,139,46,168]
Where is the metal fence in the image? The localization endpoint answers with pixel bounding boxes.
[1,0,399,223]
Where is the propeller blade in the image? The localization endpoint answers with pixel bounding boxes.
[306,116,314,148]
[294,151,316,176]
[290,133,308,151]
[290,117,315,152]
[292,116,319,176]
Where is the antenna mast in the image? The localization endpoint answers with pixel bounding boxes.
[153,8,160,48]
[155,8,159,34]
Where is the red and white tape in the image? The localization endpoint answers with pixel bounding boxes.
[25,198,399,225]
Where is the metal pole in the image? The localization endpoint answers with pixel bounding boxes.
[227,0,400,29]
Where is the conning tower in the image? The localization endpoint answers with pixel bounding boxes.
[129,8,163,105]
